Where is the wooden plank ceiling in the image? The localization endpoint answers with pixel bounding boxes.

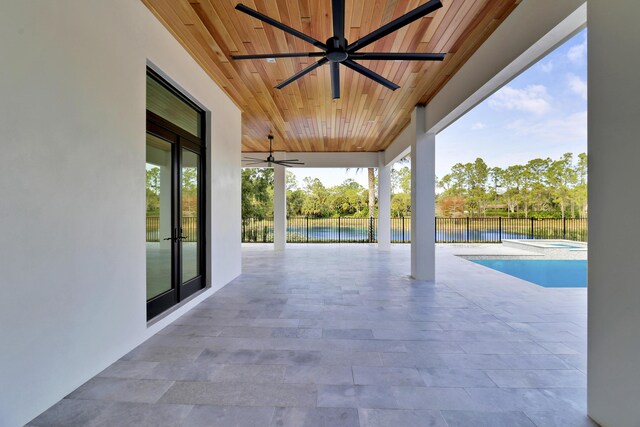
[142,0,520,152]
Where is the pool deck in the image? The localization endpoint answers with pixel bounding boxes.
[30,244,593,427]
[457,241,588,261]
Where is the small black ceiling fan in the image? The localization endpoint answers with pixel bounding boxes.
[231,0,445,99]
[243,135,305,167]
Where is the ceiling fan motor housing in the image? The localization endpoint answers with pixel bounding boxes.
[326,37,349,63]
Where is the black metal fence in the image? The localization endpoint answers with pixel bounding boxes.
[146,217,198,242]
[240,217,588,243]
[434,217,588,243]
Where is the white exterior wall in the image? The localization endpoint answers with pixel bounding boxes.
[587,1,640,426]
[0,1,241,426]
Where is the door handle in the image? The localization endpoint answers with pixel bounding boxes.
[162,237,173,241]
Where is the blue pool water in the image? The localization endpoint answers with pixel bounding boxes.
[544,243,583,249]
[471,259,587,288]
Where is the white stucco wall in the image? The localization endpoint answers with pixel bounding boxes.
[0,1,241,426]
[587,1,640,426]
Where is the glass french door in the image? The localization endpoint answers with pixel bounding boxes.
[146,122,205,320]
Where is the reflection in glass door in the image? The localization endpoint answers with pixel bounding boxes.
[146,134,175,301]
[181,148,200,284]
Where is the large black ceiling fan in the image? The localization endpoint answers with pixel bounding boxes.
[243,134,305,167]
[231,0,445,99]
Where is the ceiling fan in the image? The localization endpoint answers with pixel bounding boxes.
[243,135,305,167]
[231,0,446,99]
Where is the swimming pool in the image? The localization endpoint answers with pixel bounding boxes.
[544,243,583,249]
[471,259,587,288]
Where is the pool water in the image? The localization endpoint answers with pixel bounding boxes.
[544,243,583,249]
[471,259,587,288]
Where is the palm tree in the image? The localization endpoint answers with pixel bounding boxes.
[346,167,377,241]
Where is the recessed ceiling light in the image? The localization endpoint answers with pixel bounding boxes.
[265,58,276,63]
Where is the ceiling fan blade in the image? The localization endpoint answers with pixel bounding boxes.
[235,4,327,50]
[244,161,268,165]
[332,0,346,48]
[347,0,442,52]
[242,156,269,160]
[232,52,325,60]
[331,62,340,99]
[342,60,400,91]
[271,161,293,167]
[273,160,304,166]
[350,52,446,61]
[276,58,329,89]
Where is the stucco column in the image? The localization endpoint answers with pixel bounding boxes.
[588,1,640,425]
[273,162,287,251]
[378,152,391,250]
[410,106,435,280]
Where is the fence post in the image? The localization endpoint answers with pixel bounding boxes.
[466,217,470,242]
[306,217,309,243]
[530,217,534,239]
[563,217,567,239]
[338,217,341,243]
[499,217,502,242]
[368,217,374,243]
[402,216,405,243]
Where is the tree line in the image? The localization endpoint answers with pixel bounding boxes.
[438,153,587,219]
[242,168,376,219]
[241,152,587,219]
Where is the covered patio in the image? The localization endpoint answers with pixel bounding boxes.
[3,0,640,425]
[31,245,590,426]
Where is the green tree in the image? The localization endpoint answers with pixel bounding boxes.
[391,193,411,217]
[301,177,331,217]
[241,168,274,219]
[546,153,576,219]
[466,158,490,217]
[146,167,161,215]
[392,166,411,194]
[328,179,368,217]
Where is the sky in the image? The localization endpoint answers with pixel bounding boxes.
[289,29,588,189]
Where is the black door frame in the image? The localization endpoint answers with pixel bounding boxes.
[146,71,207,320]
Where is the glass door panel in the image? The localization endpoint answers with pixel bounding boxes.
[181,148,200,283]
[145,133,174,300]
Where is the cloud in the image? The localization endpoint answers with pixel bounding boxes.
[539,61,553,73]
[488,85,552,115]
[471,122,487,130]
[567,73,587,100]
[567,37,587,63]
[506,110,587,143]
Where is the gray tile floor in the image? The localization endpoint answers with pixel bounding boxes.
[30,244,597,427]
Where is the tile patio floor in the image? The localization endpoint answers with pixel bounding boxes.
[30,244,595,427]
